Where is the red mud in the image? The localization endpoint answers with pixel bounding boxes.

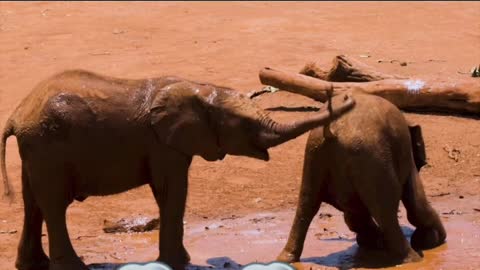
[0,2,479,269]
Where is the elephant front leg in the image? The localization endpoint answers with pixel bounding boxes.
[150,155,192,270]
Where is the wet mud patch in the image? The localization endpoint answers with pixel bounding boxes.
[85,203,480,270]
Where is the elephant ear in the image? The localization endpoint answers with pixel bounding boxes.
[150,83,221,161]
[408,124,427,171]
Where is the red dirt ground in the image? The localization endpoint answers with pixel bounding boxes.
[0,2,479,270]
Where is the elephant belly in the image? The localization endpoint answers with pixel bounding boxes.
[72,157,151,197]
[67,140,152,197]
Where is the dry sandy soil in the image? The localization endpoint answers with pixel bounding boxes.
[0,2,479,270]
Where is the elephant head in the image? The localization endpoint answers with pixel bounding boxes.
[150,81,355,161]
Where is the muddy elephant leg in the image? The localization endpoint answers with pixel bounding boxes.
[344,210,383,250]
[16,166,49,270]
[402,165,446,251]
[150,154,192,269]
[278,157,324,263]
[43,207,87,270]
[357,166,421,264]
[29,167,87,270]
[370,203,421,263]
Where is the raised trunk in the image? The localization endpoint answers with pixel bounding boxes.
[258,95,354,148]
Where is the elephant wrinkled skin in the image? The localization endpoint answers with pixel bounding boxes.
[277,93,446,265]
[0,70,354,270]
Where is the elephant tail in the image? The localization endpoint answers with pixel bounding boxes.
[1,118,15,202]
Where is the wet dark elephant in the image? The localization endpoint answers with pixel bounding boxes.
[0,70,355,270]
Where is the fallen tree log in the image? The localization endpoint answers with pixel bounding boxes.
[300,55,480,81]
[259,67,480,115]
[300,55,407,82]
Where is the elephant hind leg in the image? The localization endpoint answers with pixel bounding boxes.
[369,201,421,264]
[28,165,87,270]
[16,166,49,270]
[402,165,446,251]
[277,200,323,263]
[344,209,383,250]
[277,158,325,263]
[39,195,87,270]
[358,167,420,264]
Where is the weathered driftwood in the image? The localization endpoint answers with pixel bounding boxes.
[299,55,407,82]
[259,67,480,115]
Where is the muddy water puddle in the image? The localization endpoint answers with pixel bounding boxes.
[86,205,480,270]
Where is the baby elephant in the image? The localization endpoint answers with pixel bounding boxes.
[278,93,446,264]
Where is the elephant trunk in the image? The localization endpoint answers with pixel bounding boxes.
[258,95,355,148]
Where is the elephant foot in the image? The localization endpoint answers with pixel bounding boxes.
[411,227,446,251]
[401,248,423,264]
[356,230,384,250]
[354,247,421,267]
[157,246,191,270]
[49,263,88,270]
[276,249,300,263]
[382,247,422,266]
[157,260,188,270]
[16,253,50,270]
[49,259,88,270]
